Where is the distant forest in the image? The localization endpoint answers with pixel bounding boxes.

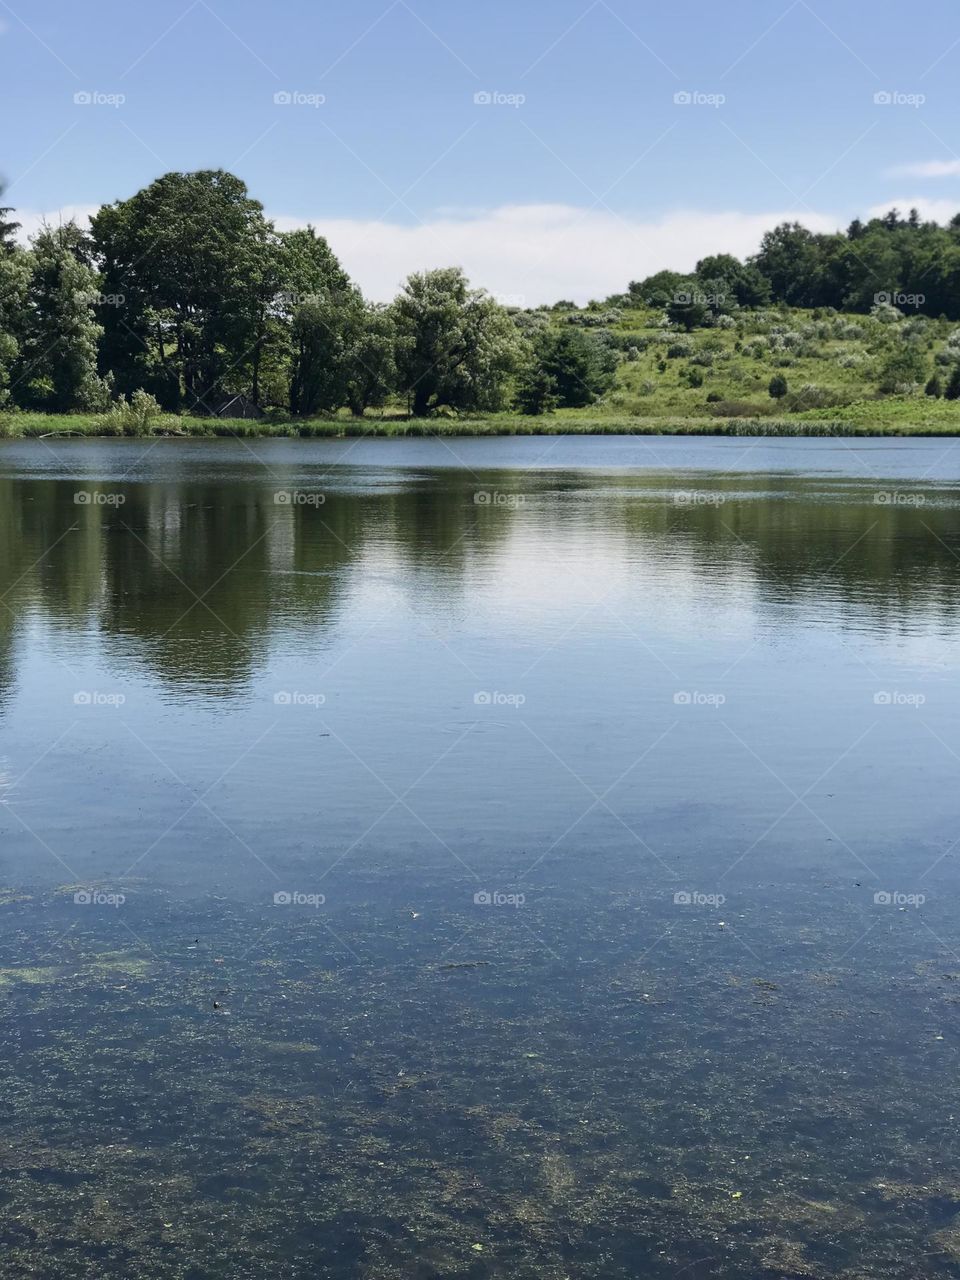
[1,168,958,418]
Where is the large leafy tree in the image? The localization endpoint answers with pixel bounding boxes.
[91,170,274,411]
[392,268,521,416]
[17,223,110,412]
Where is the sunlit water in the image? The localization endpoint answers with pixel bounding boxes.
[1,435,960,1278]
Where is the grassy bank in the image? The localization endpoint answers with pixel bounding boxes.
[7,300,960,438]
[3,405,960,439]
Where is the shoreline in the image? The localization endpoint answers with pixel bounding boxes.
[5,414,960,440]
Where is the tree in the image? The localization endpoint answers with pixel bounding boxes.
[532,327,617,407]
[0,183,19,256]
[945,364,960,401]
[514,360,559,415]
[91,170,274,411]
[289,290,358,417]
[17,223,110,412]
[876,343,926,395]
[344,305,397,417]
[925,374,943,398]
[768,374,788,400]
[666,282,710,332]
[695,254,770,307]
[0,249,29,405]
[392,268,521,416]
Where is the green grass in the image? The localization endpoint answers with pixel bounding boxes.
[5,302,960,438]
[3,407,960,438]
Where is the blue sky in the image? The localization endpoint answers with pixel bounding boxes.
[2,0,960,300]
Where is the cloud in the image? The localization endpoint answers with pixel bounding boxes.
[271,203,839,304]
[888,160,960,179]
[15,201,840,304]
[866,197,960,223]
[14,205,101,242]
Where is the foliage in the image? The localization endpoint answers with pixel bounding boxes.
[17,224,110,412]
[392,268,521,416]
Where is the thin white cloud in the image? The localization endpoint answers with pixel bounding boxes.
[889,160,960,179]
[14,205,101,241]
[867,197,960,223]
[272,204,840,304]
[15,200,842,305]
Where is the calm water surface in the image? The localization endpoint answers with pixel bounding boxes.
[2,435,960,1278]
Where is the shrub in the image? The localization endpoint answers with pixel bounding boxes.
[96,389,166,437]
[768,374,789,400]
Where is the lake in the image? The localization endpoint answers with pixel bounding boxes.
[1,435,960,1278]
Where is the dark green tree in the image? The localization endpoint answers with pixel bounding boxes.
[392,268,521,416]
[91,170,274,411]
[18,223,110,411]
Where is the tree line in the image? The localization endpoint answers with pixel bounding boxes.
[2,169,960,417]
[622,209,960,324]
[0,169,619,418]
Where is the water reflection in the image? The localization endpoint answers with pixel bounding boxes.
[2,462,959,701]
